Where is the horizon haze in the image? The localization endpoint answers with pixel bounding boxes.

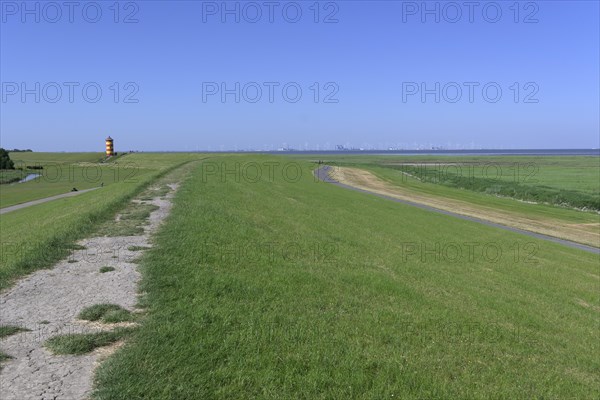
[1,1,599,151]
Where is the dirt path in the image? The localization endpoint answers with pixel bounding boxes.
[0,183,179,399]
[315,166,600,254]
[0,188,100,215]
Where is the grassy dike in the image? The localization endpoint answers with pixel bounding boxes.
[0,156,201,291]
[340,163,599,226]
[93,155,599,399]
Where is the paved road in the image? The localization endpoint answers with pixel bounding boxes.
[315,166,600,255]
[0,188,100,215]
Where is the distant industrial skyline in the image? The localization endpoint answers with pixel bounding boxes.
[5,142,598,154]
[2,1,598,151]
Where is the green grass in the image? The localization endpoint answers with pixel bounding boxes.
[2,152,137,207]
[294,155,600,211]
[1,152,204,208]
[119,204,159,220]
[0,325,30,338]
[0,164,154,208]
[9,152,105,164]
[127,246,150,252]
[99,266,115,273]
[320,161,600,230]
[45,328,133,355]
[65,244,87,250]
[382,162,599,210]
[139,185,171,200]
[95,203,160,237]
[79,304,134,323]
[294,155,600,194]
[93,155,600,400]
[95,223,145,237]
[0,325,29,366]
[0,154,206,291]
[0,168,30,184]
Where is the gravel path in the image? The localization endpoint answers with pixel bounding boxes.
[0,183,179,400]
[0,188,100,215]
[315,166,600,255]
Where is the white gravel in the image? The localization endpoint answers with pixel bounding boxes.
[0,184,178,400]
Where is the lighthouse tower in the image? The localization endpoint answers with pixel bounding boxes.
[105,136,114,157]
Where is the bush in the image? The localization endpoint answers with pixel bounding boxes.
[0,148,15,170]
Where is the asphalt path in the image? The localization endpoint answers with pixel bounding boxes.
[0,188,100,215]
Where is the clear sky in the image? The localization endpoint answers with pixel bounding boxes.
[1,0,599,151]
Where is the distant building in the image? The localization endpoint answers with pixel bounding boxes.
[105,136,114,157]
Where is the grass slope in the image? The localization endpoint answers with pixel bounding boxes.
[1,154,145,208]
[1,152,205,208]
[93,156,600,399]
[324,163,599,241]
[294,155,600,196]
[8,152,105,164]
[0,154,206,290]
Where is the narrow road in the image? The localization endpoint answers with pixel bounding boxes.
[315,166,600,255]
[0,188,100,215]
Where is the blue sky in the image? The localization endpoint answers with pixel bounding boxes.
[1,0,599,151]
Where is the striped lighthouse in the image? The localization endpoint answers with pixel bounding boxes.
[105,136,114,157]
